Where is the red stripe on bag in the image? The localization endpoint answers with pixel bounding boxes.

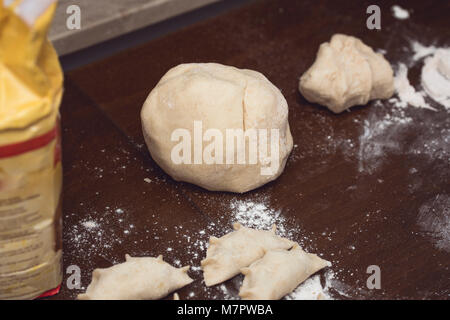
[36,284,61,299]
[0,126,57,159]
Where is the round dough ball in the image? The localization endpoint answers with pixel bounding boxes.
[141,63,293,193]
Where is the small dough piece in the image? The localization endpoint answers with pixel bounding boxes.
[201,223,295,286]
[141,63,293,193]
[77,255,193,300]
[299,34,394,113]
[239,244,331,300]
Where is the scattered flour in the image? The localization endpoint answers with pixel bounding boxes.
[81,220,99,230]
[417,195,450,252]
[349,41,450,173]
[391,5,410,20]
[392,63,436,111]
[390,41,450,111]
[67,210,126,265]
[411,41,438,62]
[421,49,450,109]
[287,274,332,300]
[287,270,352,300]
[230,198,291,237]
[357,106,412,173]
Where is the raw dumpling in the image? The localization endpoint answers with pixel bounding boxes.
[239,244,331,300]
[77,254,193,300]
[201,223,295,286]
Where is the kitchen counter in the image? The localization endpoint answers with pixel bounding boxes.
[49,0,449,300]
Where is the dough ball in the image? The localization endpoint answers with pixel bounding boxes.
[299,34,394,113]
[141,63,293,193]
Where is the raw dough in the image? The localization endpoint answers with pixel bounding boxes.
[77,255,193,300]
[239,244,331,300]
[299,34,394,113]
[201,223,295,286]
[141,63,293,193]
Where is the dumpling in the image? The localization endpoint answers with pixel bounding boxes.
[77,254,193,300]
[201,223,295,286]
[239,244,331,300]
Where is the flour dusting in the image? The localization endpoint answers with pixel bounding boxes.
[81,220,99,230]
[287,274,332,300]
[421,49,450,109]
[357,107,411,173]
[392,63,436,111]
[287,270,352,300]
[417,195,450,252]
[411,41,438,62]
[391,5,410,20]
[230,197,291,237]
[389,41,450,111]
[355,39,450,173]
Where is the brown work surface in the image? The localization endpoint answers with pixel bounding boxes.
[50,0,449,299]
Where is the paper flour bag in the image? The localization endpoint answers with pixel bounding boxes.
[0,0,63,299]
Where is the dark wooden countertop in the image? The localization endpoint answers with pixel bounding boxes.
[49,0,449,299]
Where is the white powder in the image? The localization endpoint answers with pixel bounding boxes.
[392,41,450,111]
[286,270,351,300]
[357,107,412,173]
[230,198,290,237]
[391,5,410,20]
[421,49,450,109]
[417,195,450,252]
[392,63,436,111]
[68,212,125,266]
[287,275,332,300]
[411,41,438,62]
[81,220,99,229]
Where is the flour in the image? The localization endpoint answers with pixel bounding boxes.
[286,269,353,300]
[286,274,332,300]
[411,41,438,62]
[67,212,124,266]
[391,5,410,20]
[390,41,450,111]
[357,107,412,173]
[417,195,450,252]
[421,49,450,109]
[392,63,436,111]
[81,220,99,230]
[230,198,291,237]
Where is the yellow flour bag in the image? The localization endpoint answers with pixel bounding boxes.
[0,0,63,299]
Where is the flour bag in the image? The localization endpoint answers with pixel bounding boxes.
[0,0,63,299]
